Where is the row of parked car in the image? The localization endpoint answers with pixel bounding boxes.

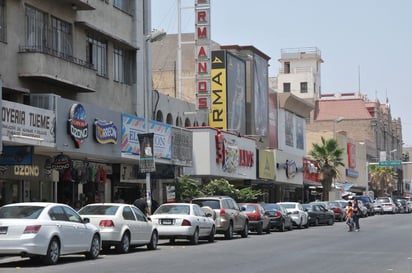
[0,195,408,265]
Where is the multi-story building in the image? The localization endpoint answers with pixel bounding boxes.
[0,0,191,207]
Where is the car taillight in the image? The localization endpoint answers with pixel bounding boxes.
[99,220,115,227]
[274,212,281,217]
[181,219,191,226]
[24,225,41,234]
[220,208,226,216]
[248,214,260,221]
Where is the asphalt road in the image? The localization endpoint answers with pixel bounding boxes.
[1,213,412,273]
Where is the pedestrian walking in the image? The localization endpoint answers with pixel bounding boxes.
[346,201,354,232]
[352,199,361,231]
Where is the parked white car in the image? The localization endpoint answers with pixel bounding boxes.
[375,197,398,214]
[78,203,158,253]
[150,203,216,244]
[277,202,309,228]
[0,202,101,265]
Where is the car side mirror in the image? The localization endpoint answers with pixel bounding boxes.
[206,213,213,217]
[82,217,90,224]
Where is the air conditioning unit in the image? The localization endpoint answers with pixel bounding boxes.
[30,94,60,110]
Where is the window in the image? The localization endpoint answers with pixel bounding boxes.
[122,206,136,220]
[0,0,5,42]
[87,35,108,77]
[283,82,291,92]
[113,46,133,84]
[25,5,48,50]
[300,82,308,93]
[51,16,72,56]
[113,0,132,13]
[284,62,290,73]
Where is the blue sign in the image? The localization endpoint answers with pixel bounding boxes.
[0,146,33,165]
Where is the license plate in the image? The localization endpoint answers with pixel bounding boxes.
[0,226,8,234]
[161,219,173,225]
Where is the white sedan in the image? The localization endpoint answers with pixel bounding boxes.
[278,202,309,228]
[0,202,101,265]
[78,203,158,253]
[150,203,215,245]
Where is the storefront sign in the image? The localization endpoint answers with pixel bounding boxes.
[0,146,32,165]
[94,119,118,144]
[215,131,254,173]
[258,150,275,180]
[67,104,88,148]
[210,51,227,129]
[14,165,40,177]
[51,153,72,170]
[2,100,55,143]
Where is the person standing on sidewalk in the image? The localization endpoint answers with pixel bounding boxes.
[352,199,361,231]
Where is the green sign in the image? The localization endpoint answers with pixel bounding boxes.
[379,160,402,167]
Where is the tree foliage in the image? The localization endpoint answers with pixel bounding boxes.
[175,175,204,202]
[174,176,263,203]
[309,136,344,201]
[369,165,396,197]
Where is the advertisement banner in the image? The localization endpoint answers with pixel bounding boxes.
[138,133,155,173]
[121,114,172,159]
[210,50,227,129]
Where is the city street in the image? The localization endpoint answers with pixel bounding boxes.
[1,213,412,273]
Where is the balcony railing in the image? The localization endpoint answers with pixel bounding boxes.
[19,45,94,69]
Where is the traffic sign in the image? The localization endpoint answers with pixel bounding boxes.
[378,160,402,167]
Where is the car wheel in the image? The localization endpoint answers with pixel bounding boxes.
[240,222,249,238]
[298,218,303,229]
[257,222,263,235]
[147,230,158,250]
[86,234,101,260]
[314,218,319,226]
[279,221,285,232]
[117,232,130,254]
[265,223,271,234]
[208,226,215,243]
[327,218,334,225]
[42,237,60,265]
[190,228,199,245]
[224,223,233,240]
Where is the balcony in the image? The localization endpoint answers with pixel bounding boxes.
[18,46,97,93]
[61,0,95,11]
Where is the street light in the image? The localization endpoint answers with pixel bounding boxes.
[144,28,166,214]
[333,117,344,139]
[390,149,397,160]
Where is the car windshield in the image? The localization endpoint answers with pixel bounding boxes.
[0,206,44,219]
[279,203,296,209]
[263,204,281,211]
[192,199,220,209]
[154,204,190,215]
[241,205,257,213]
[78,205,119,215]
[302,204,312,211]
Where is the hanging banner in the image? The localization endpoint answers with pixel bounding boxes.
[138,133,155,173]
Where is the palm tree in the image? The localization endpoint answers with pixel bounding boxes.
[368,165,397,197]
[309,136,345,201]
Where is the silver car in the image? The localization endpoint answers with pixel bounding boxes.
[0,202,101,265]
[191,196,249,240]
[78,203,158,253]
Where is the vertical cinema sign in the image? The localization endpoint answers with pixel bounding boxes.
[195,0,211,110]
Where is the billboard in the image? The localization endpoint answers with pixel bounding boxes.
[210,50,227,129]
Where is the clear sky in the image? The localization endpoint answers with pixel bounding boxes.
[151,0,412,146]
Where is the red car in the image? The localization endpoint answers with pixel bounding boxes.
[239,203,271,235]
